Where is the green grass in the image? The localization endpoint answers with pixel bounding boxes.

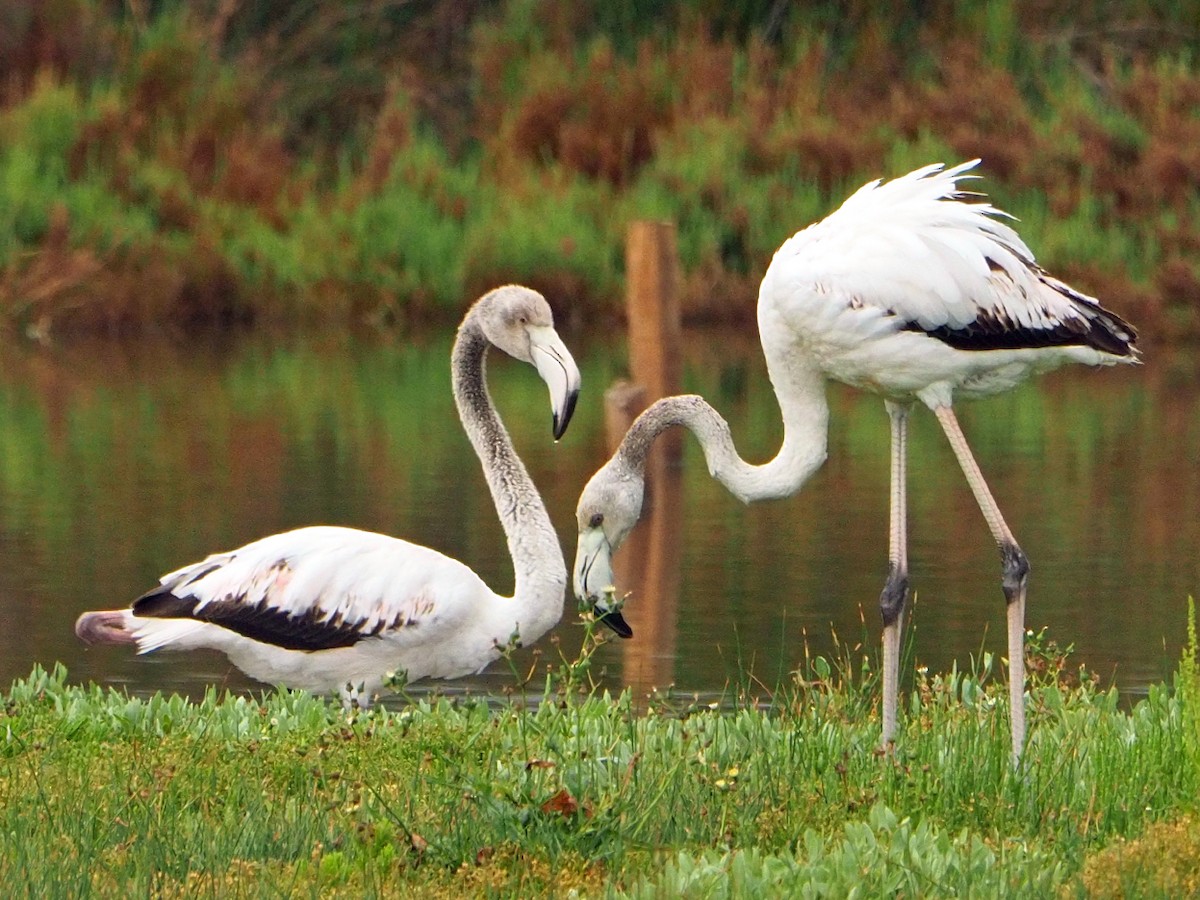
[4,609,1199,897]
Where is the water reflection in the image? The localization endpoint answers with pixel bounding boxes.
[601,380,686,694]
[615,456,684,694]
[0,328,1196,704]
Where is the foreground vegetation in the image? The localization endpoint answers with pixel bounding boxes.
[0,1,1198,337]
[4,610,1200,897]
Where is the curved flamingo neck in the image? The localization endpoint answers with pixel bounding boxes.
[451,312,565,640]
[612,359,828,504]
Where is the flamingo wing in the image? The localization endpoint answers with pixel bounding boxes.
[768,161,1136,357]
[131,525,487,653]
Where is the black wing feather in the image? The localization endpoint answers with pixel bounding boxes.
[904,272,1137,356]
[132,583,396,652]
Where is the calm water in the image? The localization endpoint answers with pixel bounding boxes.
[0,327,1196,704]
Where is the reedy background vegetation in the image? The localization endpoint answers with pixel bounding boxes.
[0,0,1197,337]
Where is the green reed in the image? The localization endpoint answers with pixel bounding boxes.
[2,1,1198,335]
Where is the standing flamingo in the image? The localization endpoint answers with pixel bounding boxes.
[76,285,581,708]
[574,161,1138,760]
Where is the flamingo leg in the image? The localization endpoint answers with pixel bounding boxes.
[932,405,1028,762]
[879,401,911,749]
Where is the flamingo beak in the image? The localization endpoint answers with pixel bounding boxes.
[594,603,633,639]
[529,326,581,440]
[574,527,633,639]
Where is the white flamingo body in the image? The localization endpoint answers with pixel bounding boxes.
[759,161,1130,406]
[762,299,1110,403]
[575,161,1137,760]
[124,526,523,694]
[77,286,581,707]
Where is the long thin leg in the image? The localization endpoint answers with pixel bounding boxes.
[880,400,910,749]
[932,405,1028,762]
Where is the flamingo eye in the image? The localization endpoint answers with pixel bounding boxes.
[589,513,604,528]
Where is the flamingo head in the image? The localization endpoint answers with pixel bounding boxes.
[572,457,645,639]
[477,285,581,440]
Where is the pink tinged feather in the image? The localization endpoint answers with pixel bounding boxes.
[74,610,136,646]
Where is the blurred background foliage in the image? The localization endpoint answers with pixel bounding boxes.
[0,0,1197,337]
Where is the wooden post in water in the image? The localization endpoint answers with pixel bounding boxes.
[603,380,647,456]
[606,220,682,458]
[604,220,684,693]
[626,219,681,400]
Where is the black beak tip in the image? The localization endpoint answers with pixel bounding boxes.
[554,389,580,441]
[595,607,633,639]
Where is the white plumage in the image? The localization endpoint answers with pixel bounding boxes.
[76,286,582,707]
[759,160,1133,404]
[575,161,1138,761]
[124,527,505,687]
